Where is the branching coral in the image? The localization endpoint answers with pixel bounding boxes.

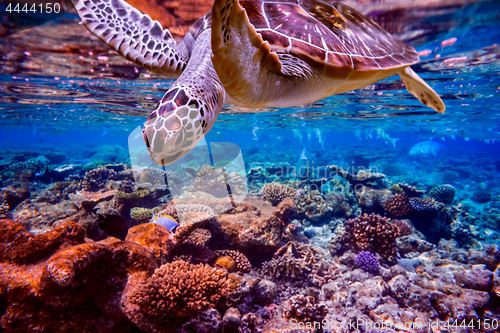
[214,250,251,273]
[124,260,229,320]
[284,295,327,322]
[262,242,321,280]
[429,184,456,204]
[383,194,413,217]
[260,183,298,205]
[343,213,399,260]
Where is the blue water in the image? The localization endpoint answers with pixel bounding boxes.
[0,0,499,228]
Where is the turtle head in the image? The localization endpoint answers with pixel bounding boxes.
[142,88,207,166]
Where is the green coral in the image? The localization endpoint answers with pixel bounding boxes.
[130,206,161,223]
[116,189,150,201]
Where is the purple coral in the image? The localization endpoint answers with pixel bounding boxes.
[354,251,379,273]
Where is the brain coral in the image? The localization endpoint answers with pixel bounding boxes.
[429,184,456,204]
[383,193,413,217]
[260,183,298,206]
[343,213,399,260]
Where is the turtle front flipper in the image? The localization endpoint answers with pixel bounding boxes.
[211,0,285,106]
[399,67,446,113]
[72,0,189,77]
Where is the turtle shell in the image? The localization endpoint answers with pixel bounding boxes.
[239,0,419,77]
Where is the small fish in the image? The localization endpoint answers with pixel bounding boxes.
[32,124,70,135]
[151,212,179,232]
[458,128,499,143]
[416,128,457,141]
[314,128,325,149]
[293,129,303,144]
[98,214,129,240]
[101,125,130,136]
[297,147,314,178]
[205,130,224,140]
[376,128,400,148]
[252,126,261,141]
[409,140,443,156]
[354,129,362,141]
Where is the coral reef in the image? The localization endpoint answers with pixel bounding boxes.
[296,189,332,222]
[214,250,251,273]
[172,239,215,264]
[190,165,246,198]
[283,295,327,323]
[82,167,117,192]
[394,219,413,236]
[0,217,210,332]
[383,193,413,217]
[354,251,379,273]
[429,184,456,204]
[262,242,321,281]
[343,213,399,260]
[260,183,297,206]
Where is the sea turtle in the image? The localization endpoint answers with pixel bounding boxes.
[72,0,445,165]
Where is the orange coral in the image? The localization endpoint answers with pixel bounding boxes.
[215,255,237,272]
[0,218,204,332]
[122,260,229,331]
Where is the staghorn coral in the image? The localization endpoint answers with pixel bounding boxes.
[343,213,399,260]
[262,242,321,281]
[354,251,379,273]
[283,295,327,323]
[82,168,117,192]
[296,189,332,222]
[214,250,251,273]
[409,197,442,213]
[383,193,413,217]
[429,184,456,204]
[260,183,298,206]
[124,260,229,320]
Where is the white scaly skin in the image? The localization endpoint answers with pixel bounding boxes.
[142,29,226,165]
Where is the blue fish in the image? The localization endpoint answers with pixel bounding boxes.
[409,140,443,156]
[151,213,179,232]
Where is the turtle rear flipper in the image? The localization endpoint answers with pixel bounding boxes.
[72,0,189,77]
[399,67,446,113]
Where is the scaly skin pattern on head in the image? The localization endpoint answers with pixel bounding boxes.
[142,29,226,166]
